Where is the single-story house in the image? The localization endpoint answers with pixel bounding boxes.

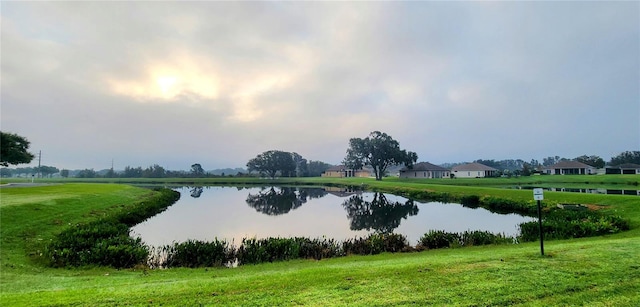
[399,162,450,179]
[321,165,370,178]
[544,160,596,175]
[605,163,640,175]
[451,163,497,178]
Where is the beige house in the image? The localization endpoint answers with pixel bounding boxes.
[399,162,450,179]
[451,163,497,178]
[544,160,596,175]
[321,165,370,178]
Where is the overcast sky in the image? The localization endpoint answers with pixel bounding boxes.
[2,2,638,171]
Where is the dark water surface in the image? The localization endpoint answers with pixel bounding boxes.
[131,186,533,247]
[512,186,640,196]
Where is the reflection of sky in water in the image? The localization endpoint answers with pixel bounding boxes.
[131,187,534,247]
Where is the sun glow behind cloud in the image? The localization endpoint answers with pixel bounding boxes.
[107,60,220,102]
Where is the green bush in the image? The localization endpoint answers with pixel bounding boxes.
[342,233,409,255]
[480,196,535,215]
[158,239,234,268]
[460,195,481,208]
[460,230,512,246]
[418,230,461,249]
[518,209,629,242]
[45,188,179,268]
[236,237,303,265]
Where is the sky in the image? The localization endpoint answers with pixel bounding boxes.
[1,2,639,171]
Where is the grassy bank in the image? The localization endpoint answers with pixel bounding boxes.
[1,180,639,305]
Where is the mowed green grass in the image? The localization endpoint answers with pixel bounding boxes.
[1,179,639,306]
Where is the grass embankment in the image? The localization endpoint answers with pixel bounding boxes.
[1,179,639,305]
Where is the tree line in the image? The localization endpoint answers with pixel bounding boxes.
[246,150,333,179]
[2,131,639,179]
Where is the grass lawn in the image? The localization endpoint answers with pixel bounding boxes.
[1,178,639,306]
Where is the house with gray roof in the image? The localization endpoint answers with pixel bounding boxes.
[544,160,596,175]
[451,163,497,178]
[399,162,450,179]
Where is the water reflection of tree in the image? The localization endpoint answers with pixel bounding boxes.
[190,186,204,198]
[246,187,328,216]
[342,193,419,234]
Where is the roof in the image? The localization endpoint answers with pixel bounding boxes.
[451,162,497,172]
[608,163,640,169]
[325,165,370,172]
[325,165,347,172]
[400,162,448,172]
[546,160,594,169]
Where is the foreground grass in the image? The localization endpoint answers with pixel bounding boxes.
[1,180,639,306]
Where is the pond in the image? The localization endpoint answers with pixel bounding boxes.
[131,186,534,247]
[512,186,640,196]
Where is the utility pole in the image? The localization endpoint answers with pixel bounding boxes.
[37,150,42,179]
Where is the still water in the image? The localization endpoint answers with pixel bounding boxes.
[131,186,533,247]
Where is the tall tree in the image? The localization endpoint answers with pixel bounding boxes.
[191,163,205,177]
[39,165,59,178]
[343,131,417,180]
[307,160,332,177]
[575,155,605,168]
[246,150,296,179]
[542,156,567,166]
[291,152,308,177]
[76,169,97,178]
[609,151,640,166]
[341,193,419,234]
[1,132,35,167]
[142,164,166,178]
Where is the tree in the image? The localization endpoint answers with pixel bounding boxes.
[609,151,640,166]
[245,187,306,215]
[39,165,59,178]
[76,169,97,178]
[142,164,166,178]
[307,160,332,177]
[341,193,419,234]
[291,152,308,177]
[575,155,605,168]
[542,156,567,166]
[343,131,417,180]
[1,132,35,167]
[191,163,205,177]
[522,162,533,176]
[0,168,13,177]
[60,169,70,178]
[122,166,143,178]
[246,150,296,179]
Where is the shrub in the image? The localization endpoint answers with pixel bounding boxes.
[236,237,303,265]
[518,209,629,242]
[460,230,512,246]
[343,233,409,255]
[480,196,535,215]
[417,230,460,249]
[159,239,234,268]
[460,195,480,208]
[45,188,179,268]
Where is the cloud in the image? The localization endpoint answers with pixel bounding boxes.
[1,2,638,170]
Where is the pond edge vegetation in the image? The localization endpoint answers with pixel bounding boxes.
[44,184,630,269]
